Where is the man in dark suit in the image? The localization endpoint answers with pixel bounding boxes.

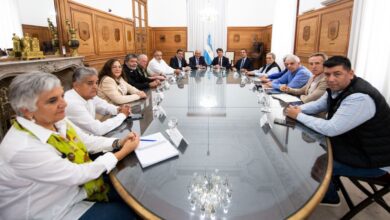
[169,49,190,71]
[233,49,253,72]
[189,50,207,69]
[123,54,160,90]
[211,48,231,69]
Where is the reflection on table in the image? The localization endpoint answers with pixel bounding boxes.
[108,68,331,220]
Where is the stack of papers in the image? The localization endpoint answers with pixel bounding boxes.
[135,132,179,168]
[271,93,301,103]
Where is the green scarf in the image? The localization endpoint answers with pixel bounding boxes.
[13,120,109,202]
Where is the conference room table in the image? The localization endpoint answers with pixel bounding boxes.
[107,68,332,220]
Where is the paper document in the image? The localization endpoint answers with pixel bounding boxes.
[271,93,301,103]
[166,128,185,147]
[135,132,179,168]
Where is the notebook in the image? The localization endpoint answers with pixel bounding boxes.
[135,132,179,168]
[271,93,301,103]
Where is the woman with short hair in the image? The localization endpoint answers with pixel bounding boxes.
[0,72,139,219]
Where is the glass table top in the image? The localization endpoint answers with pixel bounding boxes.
[108,69,329,220]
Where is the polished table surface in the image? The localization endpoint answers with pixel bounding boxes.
[108,69,331,220]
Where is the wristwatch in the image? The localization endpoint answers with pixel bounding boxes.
[112,139,121,151]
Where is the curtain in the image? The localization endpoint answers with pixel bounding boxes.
[270,0,298,68]
[0,0,23,49]
[187,0,227,53]
[348,0,390,103]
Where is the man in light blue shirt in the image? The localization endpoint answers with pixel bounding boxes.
[265,54,311,90]
[286,56,390,206]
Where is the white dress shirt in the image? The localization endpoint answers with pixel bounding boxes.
[147,58,175,75]
[0,117,118,220]
[65,89,126,135]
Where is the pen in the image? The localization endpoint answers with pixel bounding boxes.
[140,139,157,142]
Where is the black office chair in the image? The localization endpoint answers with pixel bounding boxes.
[334,175,390,219]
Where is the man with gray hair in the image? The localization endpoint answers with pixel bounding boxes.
[123,53,161,90]
[65,66,131,135]
[264,54,311,90]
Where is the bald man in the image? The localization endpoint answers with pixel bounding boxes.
[189,50,207,69]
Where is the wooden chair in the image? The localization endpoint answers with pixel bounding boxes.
[184,51,194,64]
[0,86,15,140]
[225,51,235,65]
[334,175,390,219]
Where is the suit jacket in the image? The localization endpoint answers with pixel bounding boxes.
[169,56,188,69]
[287,73,327,103]
[189,56,207,69]
[123,64,152,90]
[211,56,231,69]
[98,76,141,105]
[234,58,253,71]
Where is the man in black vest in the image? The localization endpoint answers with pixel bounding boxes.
[285,56,390,205]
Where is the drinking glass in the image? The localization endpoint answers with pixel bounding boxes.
[168,117,178,130]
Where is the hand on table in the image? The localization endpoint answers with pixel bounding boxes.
[137,91,147,99]
[285,105,302,119]
[118,104,131,117]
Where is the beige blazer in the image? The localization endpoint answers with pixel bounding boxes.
[98,76,141,105]
[287,73,327,103]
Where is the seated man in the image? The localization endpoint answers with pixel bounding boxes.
[189,49,207,69]
[123,53,160,90]
[259,56,288,84]
[286,56,390,205]
[169,49,191,71]
[233,49,253,72]
[147,50,181,75]
[281,52,328,103]
[247,52,281,76]
[265,54,311,90]
[137,54,165,81]
[211,48,231,69]
[65,67,131,135]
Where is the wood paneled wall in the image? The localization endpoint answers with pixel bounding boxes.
[149,27,187,64]
[56,0,135,70]
[227,26,272,68]
[22,24,51,51]
[295,0,353,66]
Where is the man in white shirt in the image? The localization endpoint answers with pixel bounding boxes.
[65,67,131,135]
[147,50,181,76]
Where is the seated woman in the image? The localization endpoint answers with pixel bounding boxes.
[98,58,147,105]
[0,72,139,220]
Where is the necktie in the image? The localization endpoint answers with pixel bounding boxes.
[178,59,182,68]
[240,58,245,69]
[219,58,222,66]
[196,58,199,65]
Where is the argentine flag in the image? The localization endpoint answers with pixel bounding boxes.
[203,34,214,65]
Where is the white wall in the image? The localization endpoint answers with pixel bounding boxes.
[148,0,187,27]
[17,0,57,26]
[227,0,275,26]
[271,0,297,66]
[299,0,324,15]
[73,0,132,19]
[148,0,275,27]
